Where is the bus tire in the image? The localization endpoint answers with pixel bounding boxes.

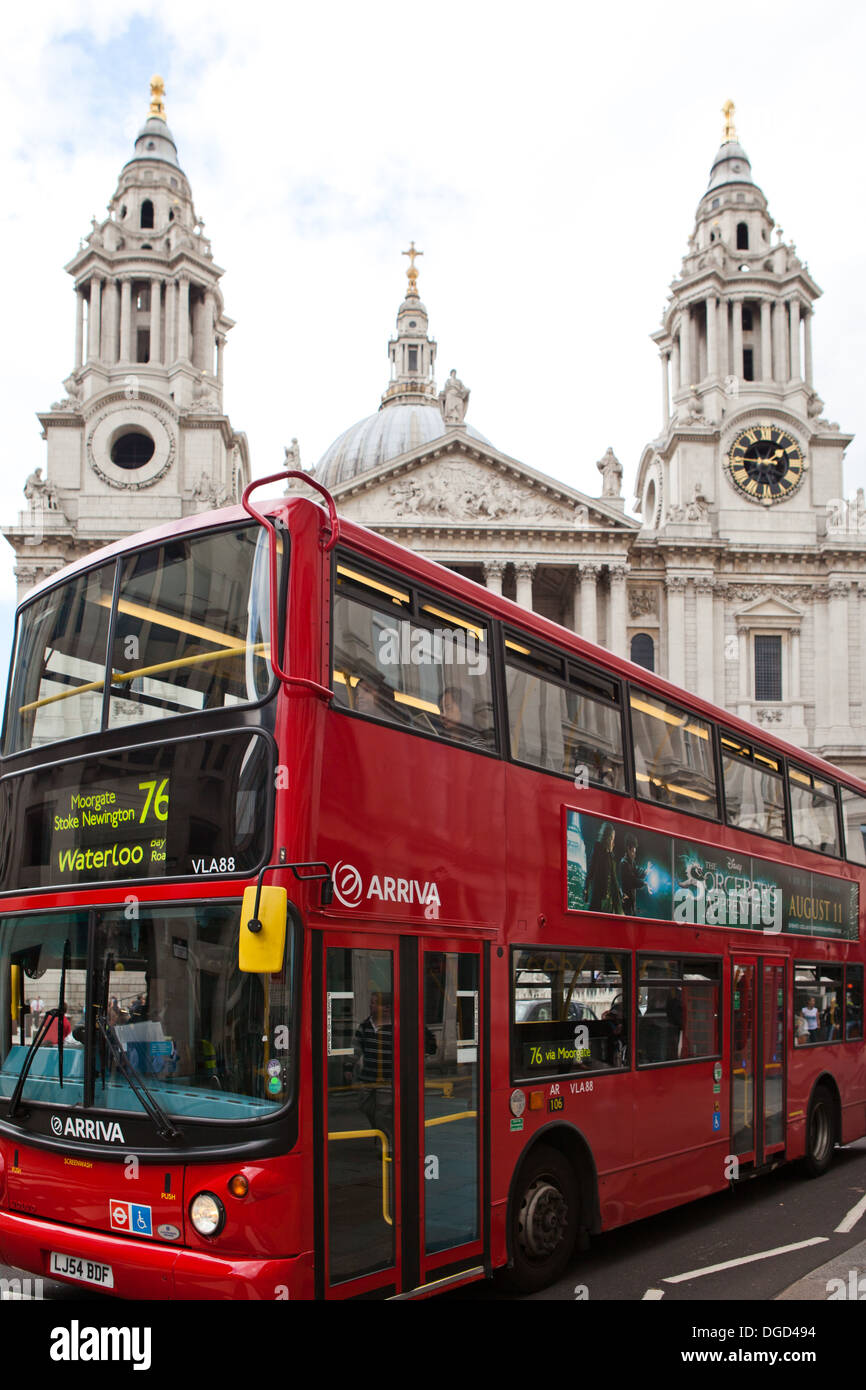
[502,1143,579,1294]
[802,1084,835,1178]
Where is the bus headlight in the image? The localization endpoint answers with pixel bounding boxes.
[190,1191,225,1237]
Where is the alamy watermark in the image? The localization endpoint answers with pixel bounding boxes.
[377,621,487,676]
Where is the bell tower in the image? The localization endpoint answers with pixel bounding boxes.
[4,76,250,601]
[380,242,438,408]
[636,102,851,543]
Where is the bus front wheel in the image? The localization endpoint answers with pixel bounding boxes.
[504,1144,579,1294]
[802,1085,835,1178]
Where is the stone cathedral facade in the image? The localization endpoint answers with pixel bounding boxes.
[5,93,865,777]
[3,78,250,602]
[312,108,865,781]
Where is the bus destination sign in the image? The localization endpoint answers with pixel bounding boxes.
[51,776,170,878]
[0,731,272,891]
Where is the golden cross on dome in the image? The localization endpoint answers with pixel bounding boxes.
[149,75,167,121]
[722,99,737,143]
[402,241,423,293]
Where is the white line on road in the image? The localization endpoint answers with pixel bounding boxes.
[642,1288,665,1299]
[662,1236,829,1284]
[835,1191,866,1234]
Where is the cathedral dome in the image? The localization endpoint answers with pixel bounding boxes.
[317,404,490,488]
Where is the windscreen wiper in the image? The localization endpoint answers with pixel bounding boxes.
[94,1011,182,1144]
[7,939,71,1120]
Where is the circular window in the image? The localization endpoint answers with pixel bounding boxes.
[409,321,417,327]
[111,432,155,468]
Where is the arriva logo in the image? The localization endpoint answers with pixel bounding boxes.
[332,860,441,911]
[51,1115,126,1143]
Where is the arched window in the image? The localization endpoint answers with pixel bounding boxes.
[141,199,154,229]
[630,634,655,672]
[736,222,749,250]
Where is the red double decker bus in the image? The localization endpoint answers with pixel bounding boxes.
[0,474,864,1300]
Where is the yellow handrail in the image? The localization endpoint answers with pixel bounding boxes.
[327,1127,392,1226]
[19,643,269,714]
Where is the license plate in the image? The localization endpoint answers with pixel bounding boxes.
[49,1252,114,1288]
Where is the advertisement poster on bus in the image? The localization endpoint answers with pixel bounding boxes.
[565,808,858,940]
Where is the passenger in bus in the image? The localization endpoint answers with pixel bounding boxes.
[353,674,404,723]
[351,991,394,1134]
[584,822,624,914]
[801,995,820,1041]
[43,1004,72,1045]
[438,686,481,744]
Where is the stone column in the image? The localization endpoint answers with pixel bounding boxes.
[731,297,743,380]
[666,576,687,686]
[773,300,787,382]
[578,562,600,645]
[87,275,103,360]
[712,578,728,708]
[737,625,750,719]
[165,279,177,365]
[718,298,729,378]
[101,279,117,364]
[119,277,133,362]
[788,298,801,379]
[216,332,226,384]
[661,350,670,425]
[706,295,718,378]
[150,278,162,364]
[695,578,715,701]
[828,580,850,730]
[202,289,215,374]
[483,560,505,597]
[177,276,191,360]
[607,564,629,658]
[803,309,813,387]
[760,299,773,380]
[74,287,85,369]
[680,310,692,388]
[789,626,801,701]
[515,563,535,612]
[787,623,804,733]
[671,338,680,394]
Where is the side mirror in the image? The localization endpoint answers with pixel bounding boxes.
[239,885,287,974]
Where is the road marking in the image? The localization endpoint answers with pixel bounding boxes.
[663,1236,828,1284]
[835,1191,866,1234]
[642,1288,665,1300]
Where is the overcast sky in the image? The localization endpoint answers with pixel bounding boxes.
[2,0,865,655]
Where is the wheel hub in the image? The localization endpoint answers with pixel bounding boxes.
[518,1178,569,1259]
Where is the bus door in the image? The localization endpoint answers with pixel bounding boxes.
[317,932,485,1298]
[730,955,786,1166]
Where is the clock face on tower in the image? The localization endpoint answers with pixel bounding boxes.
[725,424,807,505]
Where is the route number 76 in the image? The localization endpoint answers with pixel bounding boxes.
[138,778,170,824]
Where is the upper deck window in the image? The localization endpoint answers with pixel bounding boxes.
[788,766,840,857]
[721,734,787,840]
[4,565,115,754]
[629,689,718,818]
[332,561,495,749]
[108,528,271,729]
[506,642,626,791]
[4,525,273,755]
[840,785,866,865]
